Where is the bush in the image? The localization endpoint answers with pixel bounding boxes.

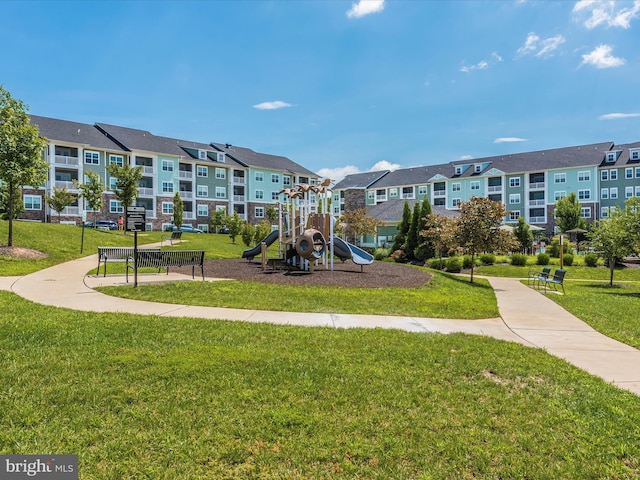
[390,249,407,263]
[479,253,495,265]
[563,253,574,266]
[240,223,255,247]
[510,253,527,266]
[374,247,391,261]
[537,253,550,266]
[462,255,475,269]
[584,253,599,267]
[547,237,573,258]
[446,257,462,273]
[429,258,446,270]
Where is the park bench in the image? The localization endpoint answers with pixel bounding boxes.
[97,246,160,277]
[527,267,551,288]
[541,269,567,294]
[161,230,182,246]
[125,249,205,283]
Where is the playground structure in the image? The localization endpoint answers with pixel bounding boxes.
[242,179,374,272]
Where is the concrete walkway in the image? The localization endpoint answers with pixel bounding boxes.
[4,254,640,396]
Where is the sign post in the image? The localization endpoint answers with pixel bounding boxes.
[126,206,146,288]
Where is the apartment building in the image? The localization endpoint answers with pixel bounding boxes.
[333,141,640,245]
[24,116,318,231]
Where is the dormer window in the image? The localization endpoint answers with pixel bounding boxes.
[217,153,225,163]
[455,166,462,175]
[606,152,617,163]
[198,150,207,160]
[474,163,482,173]
[631,150,640,161]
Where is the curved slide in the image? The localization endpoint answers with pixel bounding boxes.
[331,236,374,265]
[242,230,280,261]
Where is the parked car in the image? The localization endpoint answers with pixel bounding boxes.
[165,224,203,233]
[218,227,230,234]
[83,220,118,230]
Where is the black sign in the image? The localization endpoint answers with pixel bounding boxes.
[126,206,146,232]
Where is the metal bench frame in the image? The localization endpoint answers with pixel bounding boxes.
[161,231,183,246]
[126,249,205,283]
[541,269,567,294]
[97,246,160,277]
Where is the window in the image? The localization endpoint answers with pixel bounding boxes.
[217,153,225,163]
[24,195,42,210]
[255,190,264,200]
[389,188,398,198]
[283,176,291,186]
[601,170,608,181]
[606,152,616,163]
[455,166,462,175]
[601,188,609,200]
[198,224,209,233]
[197,166,208,177]
[162,202,173,214]
[367,191,374,200]
[109,177,118,191]
[197,185,208,197]
[197,204,208,216]
[452,198,461,208]
[509,177,520,188]
[271,191,279,200]
[474,164,482,173]
[215,168,226,180]
[636,167,640,178]
[271,174,280,183]
[216,205,227,213]
[84,151,99,164]
[554,173,566,184]
[636,186,640,197]
[110,200,124,213]
[554,191,566,201]
[632,151,640,161]
[509,194,520,204]
[578,171,590,182]
[508,211,520,221]
[215,187,226,198]
[162,181,174,193]
[581,207,591,219]
[198,150,207,160]
[109,155,123,167]
[255,172,264,182]
[255,207,264,218]
[610,187,618,199]
[470,181,480,191]
[626,168,633,179]
[418,185,428,195]
[578,189,591,200]
[452,183,461,192]
[626,186,634,198]
[601,207,609,218]
[162,160,174,172]
[610,169,618,180]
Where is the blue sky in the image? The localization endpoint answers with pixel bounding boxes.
[3,0,639,181]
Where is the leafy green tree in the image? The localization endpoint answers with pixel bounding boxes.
[513,216,533,254]
[210,209,228,233]
[266,205,278,224]
[420,213,457,266]
[254,220,272,244]
[46,186,75,222]
[76,171,104,226]
[226,211,244,244]
[173,192,184,229]
[0,182,24,220]
[392,201,411,252]
[456,197,515,283]
[555,192,586,232]
[106,161,143,214]
[0,86,49,245]
[241,223,256,247]
[405,202,421,261]
[338,208,382,246]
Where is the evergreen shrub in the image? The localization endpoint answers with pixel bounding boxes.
[446,257,462,273]
[510,253,527,266]
[584,253,599,267]
[479,253,495,265]
[537,253,550,266]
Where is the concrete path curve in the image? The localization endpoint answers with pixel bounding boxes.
[3,254,640,396]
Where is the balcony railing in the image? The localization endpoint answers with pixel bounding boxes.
[55,181,79,190]
[136,165,154,174]
[146,209,154,218]
[529,199,545,206]
[180,191,193,199]
[529,216,546,223]
[233,195,245,202]
[433,190,446,197]
[62,206,80,215]
[184,212,195,220]
[488,185,502,193]
[376,195,387,202]
[179,171,193,179]
[138,187,154,196]
[402,193,414,199]
[54,155,79,166]
[529,182,545,189]
[233,177,246,185]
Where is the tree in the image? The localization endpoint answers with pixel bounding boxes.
[415,198,434,261]
[76,171,104,226]
[266,205,278,225]
[456,197,514,283]
[46,186,75,222]
[405,202,421,261]
[0,86,49,246]
[254,220,272,244]
[0,183,24,220]
[105,162,143,215]
[226,211,245,244]
[420,213,458,266]
[513,216,533,254]
[392,201,412,252]
[173,192,184,229]
[210,209,228,233]
[338,208,382,246]
[555,192,586,233]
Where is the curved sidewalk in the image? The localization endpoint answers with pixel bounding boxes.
[4,255,640,396]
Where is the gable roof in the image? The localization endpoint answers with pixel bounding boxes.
[211,143,317,177]
[95,123,189,157]
[604,141,640,167]
[30,115,126,152]
[367,199,459,224]
[333,170,390,190]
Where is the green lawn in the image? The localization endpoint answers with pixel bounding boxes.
[1,292,639,479]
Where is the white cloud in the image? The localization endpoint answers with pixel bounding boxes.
[581,44,625,68]
[459,155,474,160]
[599,112,640,119]
[317,159,400,184]
[460,60,489,73]
[492,52,503,62]
[494,137,528,144]
[346,0,385,19]
[517,32,564,58]
[253,101,293,110]
[573,0,640,29]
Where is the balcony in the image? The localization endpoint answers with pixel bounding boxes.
[529,216,546,223]
[401,193,414,199]
[529,182,545,190]
[233,176,246,185]
[529,199,545,206]
[433,190,446,197]
[55,180,79,191]
[146,209,154,218]
[184,212,195,220]
[488,185,502,193]
[54,155,79,166]
[376,195,387,202]
[137,165,154,175]
[233,195,245,202]
[179,170,193,179]
[138,187,154,196]
[180,191,193,199]
[62,206,80,215]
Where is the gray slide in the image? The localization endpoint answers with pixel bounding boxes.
[242,230,279,260]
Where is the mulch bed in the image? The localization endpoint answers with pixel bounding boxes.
[180,258,432,289]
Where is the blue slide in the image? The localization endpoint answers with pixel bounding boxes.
[242,230,279,260]
[331,236,374,266]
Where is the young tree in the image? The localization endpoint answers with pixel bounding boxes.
[420,213,458,267]
[405,202,421,261]
[46,186,75,222]
[105,162,142,214]
[456,197,514,283]
[392,201,412,252]
[266,205,278,225]
[513,216,533,254]
[254,220,272,244]
[173,192,184,229]
[210,209,228,233]
[0,86,49,246]
[76,171,104,226]
[241,222,256,247]
[226,211,245,244]
[338,208,382,246]
[555,192,586,232]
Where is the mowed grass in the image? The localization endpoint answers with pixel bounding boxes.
[98,270,498,319]
[1,291,639,479]
[475,262,640,281]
